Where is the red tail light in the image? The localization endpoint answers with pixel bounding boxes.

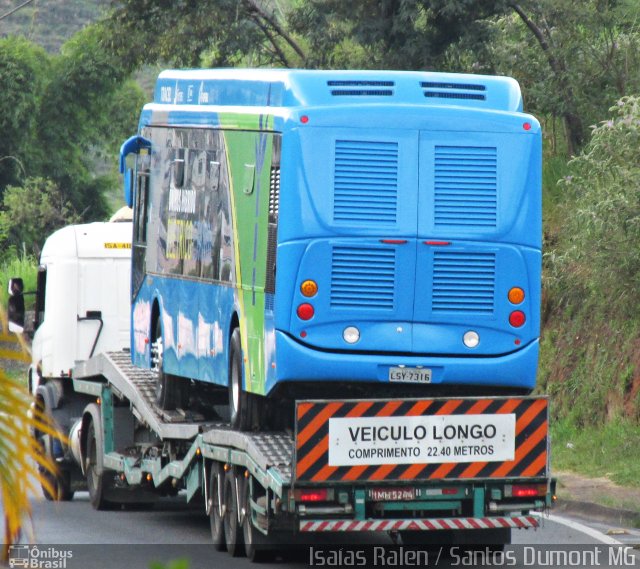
[509,310,526,327]
[300,489,328,502]
[297,303,314,320]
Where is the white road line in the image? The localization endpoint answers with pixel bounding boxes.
[547,514,622,545]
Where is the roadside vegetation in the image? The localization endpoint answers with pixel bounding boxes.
[0,3,639,546]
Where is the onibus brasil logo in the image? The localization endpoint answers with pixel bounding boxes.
[8,546,73,568]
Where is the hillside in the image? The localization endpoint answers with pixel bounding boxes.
[0,0,106,53]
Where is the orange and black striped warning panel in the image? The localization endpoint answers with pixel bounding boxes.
[295,397,548,483]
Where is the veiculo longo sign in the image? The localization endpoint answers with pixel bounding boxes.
[328,414,516,466]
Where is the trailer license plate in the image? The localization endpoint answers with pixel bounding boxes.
[389,367,432,383]
[369,487,416,501]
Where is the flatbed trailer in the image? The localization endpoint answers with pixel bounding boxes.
[71,352,553,559]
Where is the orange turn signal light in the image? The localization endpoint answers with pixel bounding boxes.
[300,280,318,297]
[508,287,525,304]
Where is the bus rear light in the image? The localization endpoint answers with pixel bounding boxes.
[300,280,318,297]
[300,115,309,124]
[508,287,525,304]
[463,331,480,348]
[523,122,532,131]
[509,311,526,327]
[343,326,360,344]
[297,303,314,320]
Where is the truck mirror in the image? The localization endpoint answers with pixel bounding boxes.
[7,278,25,333]
[8,277,24,297]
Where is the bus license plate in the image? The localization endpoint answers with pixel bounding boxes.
[389,367,432,383]
[369,487,416,501]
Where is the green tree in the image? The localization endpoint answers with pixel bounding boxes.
[0,37,49,189]
[106,0,306,68]
[35,25,146,219]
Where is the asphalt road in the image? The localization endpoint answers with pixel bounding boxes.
[8,491,638,569]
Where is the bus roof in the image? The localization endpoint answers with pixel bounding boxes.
[153,69,523,113]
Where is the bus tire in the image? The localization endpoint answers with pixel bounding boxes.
[242,480,273,563]
[223,469,244,557]
[85,418,112,511]
[229,328,252,431]
[209,463,226,551]
[153,320,179,411]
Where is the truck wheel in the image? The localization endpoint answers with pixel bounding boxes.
[223,470,244,557]
[85,419,112,510]
[41,468,74,502]
[153,320,179,410]
[229,328,252,431]
[242,480,273,563]
[209,463,226,551]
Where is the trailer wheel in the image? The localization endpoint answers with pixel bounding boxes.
[242,479,273,563]
[209,463,226,551]
[223,469,244,557]
[85,419,112,510]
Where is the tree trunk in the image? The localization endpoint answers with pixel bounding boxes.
[509,3,584,155]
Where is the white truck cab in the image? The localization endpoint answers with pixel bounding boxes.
[29,220,132,393]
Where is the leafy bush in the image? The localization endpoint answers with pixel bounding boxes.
[553,96,640,307]
[0,177,80,259]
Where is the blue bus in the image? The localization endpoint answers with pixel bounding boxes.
[120,69,541,430]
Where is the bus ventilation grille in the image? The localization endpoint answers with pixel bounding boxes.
[421,81,486,101]
[333,140,398,225]
[432,251,496,314]
[330,246,395,310]
[434,146,497,228]
[328,80,394,97]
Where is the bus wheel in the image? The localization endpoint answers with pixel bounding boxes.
[209,463,226,551]
[242,478,273,562]
[228,328,254,431]
[153,320,179,410]
[223,469,244,557]
[85,418,112,511]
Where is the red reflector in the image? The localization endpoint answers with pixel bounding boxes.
[300,489,328,502]
[512,486,539,498]
[442,488,458,495]
[300,115,309,124]
[297,303,314,321]
[523,122,531,131]
[380,239,407,245]
[424,241,451,246]
[509,310,526,327]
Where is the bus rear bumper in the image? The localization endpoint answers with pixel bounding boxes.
[271,332,538,393]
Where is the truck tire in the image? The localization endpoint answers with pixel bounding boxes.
[85,419,112,510]
[41,468,74,502]
[229,328,251,431]
[209,463,226,551]
[223,469,244,557]
[242,479,273,563]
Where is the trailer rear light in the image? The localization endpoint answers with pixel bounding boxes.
[441,488,458,495]
[506,484,547,498]
[300,280,318,297]
[296,488,331,502]
[297,303,314,320]
[508,287,525,304]
[509,310,526,327]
